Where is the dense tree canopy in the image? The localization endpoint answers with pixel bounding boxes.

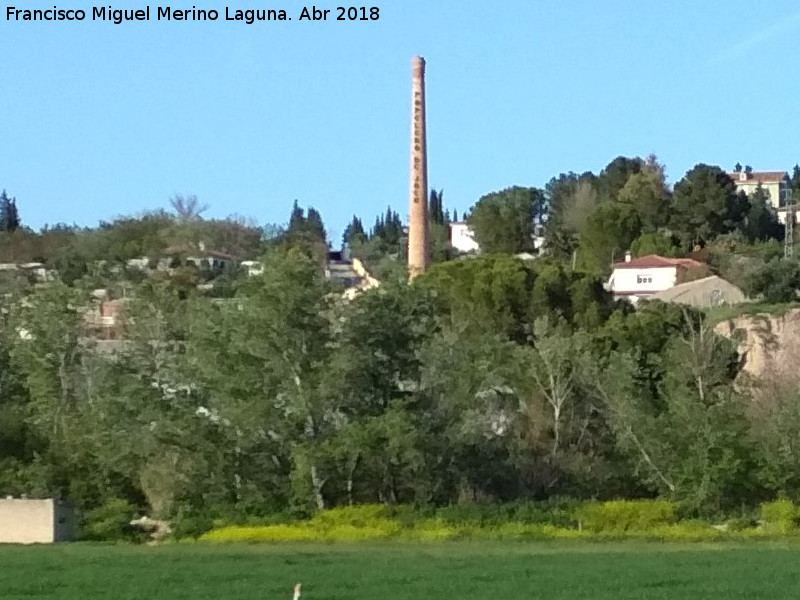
[671,165,747,247]
[466,186,546,254]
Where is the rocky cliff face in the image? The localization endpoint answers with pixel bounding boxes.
[714,309,800,380]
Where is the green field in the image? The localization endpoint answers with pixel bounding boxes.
[2,542,800,599]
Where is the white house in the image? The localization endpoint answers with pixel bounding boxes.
[449,222,545,254]
[240,260,264,277]
[729,169,791,224]
[450,222,480,253]
[606,253,707,304]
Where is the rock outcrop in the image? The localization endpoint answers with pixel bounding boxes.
[714,309,800,380]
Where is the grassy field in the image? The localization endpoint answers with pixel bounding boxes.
[2,542,800,600]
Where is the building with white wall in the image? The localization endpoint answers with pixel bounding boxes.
[449,222,480,253]
[449,222,545,254]
[0,498,76,544]
[729,170,791,223]
[606,253,707,304]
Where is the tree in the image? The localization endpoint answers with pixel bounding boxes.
[82,281,214,518]
[750,367,800,498]
[544,174,598,257]
[522,316,591,458]
[741,257,800,303]
[578,201,641,273]
[739,185,782,242]
[342,216,366,249]
[421,255,614,343]
[429,189,445,225]
[6,283,94,500]
[169,194,207,221]
[466,186,546,254]
[596,320,753,512]
[0,190,21,232]
[288,200,305,232]
[306,208,326,244]
[792,165,800,198]
[279,202,328,258]
[617,166,671,233]
[630,232,681,258]
[671,165,747,247]
[596,156,644,202]
[418,320,523,502]
[188,250,338,510]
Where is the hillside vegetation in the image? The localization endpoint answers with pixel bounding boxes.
[4,158,800,540]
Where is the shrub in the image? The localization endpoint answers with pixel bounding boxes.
[760,499,799,534]
[432,499,580,528]
[309,504,393,527]
[574,500,676,533]
[80,498,144,542]
[201,524,318,543]
[324,523,402,541]
[402,519,460,542]
[171,510,214,540]
[726,516,758,532]
[637,522,722,542]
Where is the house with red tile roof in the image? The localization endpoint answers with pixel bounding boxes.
[728,169,791,223]
[606,253,709,304]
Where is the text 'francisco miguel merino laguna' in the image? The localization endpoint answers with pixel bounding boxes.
[5,6,380,24]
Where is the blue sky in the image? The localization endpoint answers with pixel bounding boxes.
[2,1,800,244]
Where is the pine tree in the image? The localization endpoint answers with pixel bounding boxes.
[342,215,366,248]
[792,165,800,196]
[288,200,305,233]
[429,189,445,224]
[429,190,440,225]
[371,214,384,240]
[0,190,20,232]
[306,207,326,243]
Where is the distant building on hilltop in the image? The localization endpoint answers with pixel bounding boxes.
[449,222,480,254]
[728,169,791,223]
[448,222,545,255]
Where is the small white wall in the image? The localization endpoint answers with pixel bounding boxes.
[612,266,677,295]
[450,223,479,253]
[0,499,57,544]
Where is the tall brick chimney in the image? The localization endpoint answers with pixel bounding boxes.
[407,56,429,280]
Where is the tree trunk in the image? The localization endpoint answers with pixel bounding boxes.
[310,464,326,510]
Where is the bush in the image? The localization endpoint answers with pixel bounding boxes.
[195,500,800,545]
[741,258,800,303]
[171,509,214,540]
[201,524,319,543]
[574,500,676,533]
[309,504,394,527]
[635,522,721,542]
[726,516,758,532]
[760,499,799,534]
[324,523,402,541]
[433,499,580,528]
[80,498,144,542]
[402,519,460,542]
